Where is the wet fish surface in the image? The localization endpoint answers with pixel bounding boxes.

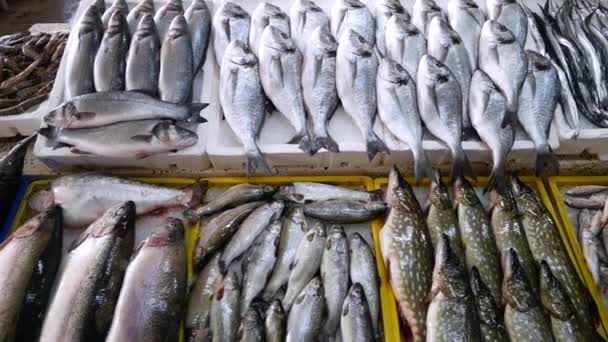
[213,2,251,67]
[191,183,276,217]
[290,0,329,54]
[185,254,222,342]
[94,11,130,92]
[349,232,380,338]
[126,0,155,33]
[185,0,211,73]
[101,0,128,28]
[385,13,426,80]
[250,2,290,57]
[302,199,387,223]
[0,134,35,225]
[286,277,325,342]
[210,271,241,342]
[237,308,264,342]
[125,14,161,95]
[154,0,184,41]
[331,0,375,44]
[159,15,193,104]
[265,299,286,342]
[340,283,375,342]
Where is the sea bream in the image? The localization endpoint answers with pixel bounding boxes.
[259,25,311,153]
[125,15,161,95]
[250,2,290,57]
[385,12,427,80]
[290,0,329,54]
[301,26,340,154]
[101,0,129,28]
[336,29,388,161]
[412,0,444,36]
[213,2,251,67]
[153,0,184,40]
[65,4,103,99]
[159,15,193,104]
[374,0,405,57]
[487,0,527,47]
[219,40,271,176]
[185,0,211,73]
[126,0,155,34]
[331,0,375,45]
[447,0,485,70]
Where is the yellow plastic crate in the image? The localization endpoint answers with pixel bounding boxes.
[373,176,600,339]
[548,176,608,337]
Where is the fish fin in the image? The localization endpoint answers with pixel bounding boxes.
[130,134,153,142]
[366,132,389,161]
[450,148,475,181]
[270,55,284,88]
[69,148,92,155]
[485,163,507,195]
[288,131,313,154]
[312,134,340,154]
[312,55,322,87]
[246,147,272,176]
[73,112,96,121]
[413,149,433,185]
[222,18,231,42]
[347,58,358,88]
[182,181,207,208]
[38,126,59,142]
[186,103,209,123]
[535,144,559,177]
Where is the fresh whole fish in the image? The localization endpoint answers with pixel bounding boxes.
[427,16,473,135]
[191,201,263,270]
[340,283,375,341]
[38,119,198,159]
[191,183,276,217]
[101,0,128,28]
[331,0,375,45]
[126,0,155,33]
[219,201,284,272]
[375,0,405,57]
[250,2,290,57]
[290,0,330,54]
[185,0,211,73]
[517,50,559,176]
[469,70,513,192]
[447,0,485,70]
[0,207,62,342]
[336,29,388,161]
[454,177,502,304]
[159,15,193,104]
[412,0,444,36]
[65,4,103,99]
[564,196,607,210]
[106,218,187,342]
[385,13,426,80]
[27,173,204,228]
[153,0,183,41]
[520,1,545,54]
[213,2,251,67]
[219,40,271,176]
[301,26,340,154]
[265,299,286,342]
[380,167,433,342]
[349,232,380,338]
[286,277,325,342]
[470,267,508,342]
[565,185,608,197]
[302,198,387,223]
[40,202,135,342]
[210,271,241,342]
[377,57,432,183]
[264,207,308,300]
[259,25,311,153]
[125,15,161,96]
[487,0,527,47]
[478,20,528,127]
[426,234,480,342]
[275,182,379,203]
[0,134,35,225]
[320,225,350,339]
[44,91,206,129]
[282,222,326,311]
[503,249,553,342]
[240,220,282,313]
[417,54,473,179]
[581,210,606,286]
[237,308,264,341]
[185,254,222,342]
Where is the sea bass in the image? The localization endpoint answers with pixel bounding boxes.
[0,134,35,225]
[250,2,290,57]
[125,15,161,95]
[213,2,250,67]
[153,0,184,40]
[447,0,485,70]
[331,0,375,45]
[94,11,129,92]
[126,0,155,33]
[159,15,193,104]
[185,0,211,73]
[290,0,329,54]
[385,12,426,80]
[375,0,405,57]
[487,0,527,47]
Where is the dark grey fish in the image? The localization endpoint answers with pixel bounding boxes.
[159,15,193,104]
[185,0,211,73]
[154,0,184,40]
[126,14,160,95]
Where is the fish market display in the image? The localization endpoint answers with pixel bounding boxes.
[447,0,484,71]
[153,0,183,41]
[159,15,193,104]
[487,0,527,47]
[250,2,290,57]
[331,0,375,44]
[94,10,130,92]
[374,0,405,58]
[385,13,426,80]
[213,1,250,67]
[126,0,155,34]
[0,134,35,225]
[290,0,329,54]
[185,0,210,74]
[101,0,129,29]
[125,14,160,95]
[412,0,444,36]
[190,183,277,218]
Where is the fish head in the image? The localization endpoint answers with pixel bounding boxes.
[378,58,412,85]
[0,134,36,177]
[240,308,262,331]
[28,189,55,212]
[80,4,103,33]
[326,224,347,253]
[470,267,501,327]
[84,201,136,239]
[378,0,405,16]
[453,177,481,207]
[145,217,185,246]
[432,234,469,299]
[482,20,516,46]
[167,15,189,40]
[44,101,77,127]
[490,188,515,211]
[287,207,306,227]
[189,0,208,12]
[220,1,249,19]
[269,219,283,236]
[428,170,452,209]
[267,299,286,318]
[387,166,420,211]
[310,26,338,57]
[225,40,258,66]
[262,25,296,53]
[302,276,323,297]
[135,14,158,38]
[503,248,537,311]
[343,0,366,10]
[341,29,373,57]
[346,283,368,306]
[539,260,575,320]
[526,50,552,73]
[258,2,287,19]
[364,201,388,214]
[217,271,241,300]
[471,70,498,94]
[163,0,184,13]
[106,9,128,36]
[151,121,198,148]
[300,0,323,13]
[428,16,461,47]
[311,222,327,239]
[269,200,285,217]
[387,13,418,38]
[273,185,303,203]
[418,54,453,87]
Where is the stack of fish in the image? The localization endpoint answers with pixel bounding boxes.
[214,0,559,184]
[0,32,67,116]
[185,181,386,341]
[562,184,608,312]
[38,0,212,159]
[381,166,599,341]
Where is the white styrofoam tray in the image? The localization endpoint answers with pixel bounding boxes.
[33,0,212,171]
[554,106,608,160]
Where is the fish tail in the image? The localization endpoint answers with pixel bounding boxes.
[366,132,389,161]
[535,143,559,177]
[413,147,433,185]
[186,103,208,123]
[450,147,474,182]
[501,108,518,128]
[182,181,208,208]
[485,162,507,195]
[288,130,313,155]
[246,147,272,177]
[312,134,340,154]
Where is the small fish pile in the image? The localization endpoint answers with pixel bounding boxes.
[38,0,211,159]
[381,166,598,341]
[0,134,35,227]
[0,32,67,116]
[186,181,385,341]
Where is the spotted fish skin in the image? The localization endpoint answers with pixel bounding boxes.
[380,166,433,342]
[470,267,508,342]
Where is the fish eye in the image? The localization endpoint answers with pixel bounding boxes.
[395,64,404,72]
[357,35,365,43]
[280,32,288,39]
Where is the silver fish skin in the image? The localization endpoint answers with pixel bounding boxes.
[581,211,605,286]
[185,254,222,342]
[41,202,135,342]
[220,41,270,175]
[469,70,512,192]
[101,0,129,28]
[219,201,284,272]
[106,218,187,342]
[417,54,473,179]
[274,181,378,203]
[210,271,241,342]
[0,134,35,225]
[27,173,203,228]
[282,222,326,311]
[264,208,308,299]
[331,0,375,45]
[302,199,387,224]
[565,185,608,197]
[320,225,350,339]
[412,0,445,36]
[213,2,251,67]
[290,0,330,54]
[250,2,291,57]
[564,196,607,210]
[350,232,380,338]
[126,0,155,33]
[237,308,264,342]
[428,16,472,134]
[487,0,527,47]
[125,15,160,96]
[385,12,426,80]
[153,0,184,40]
[65,4,103,99]
[470,267,509,342]
[340,283,375,342]
[447,0,485,71]
[286,277,325,342]
[375,0,405,57]
[240,220,282,313]
[336,29,388,161]
[38,119,198,159]
[265,299,286,342]
[192,183,277,217]
[302,26,340,154]
[478,20,528,127]
[44,91,206,129]
[185,0,211,73]
[159,15,193,104]
[377,58,432,183]
[259,25,311,153]
[517,50,559,176]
